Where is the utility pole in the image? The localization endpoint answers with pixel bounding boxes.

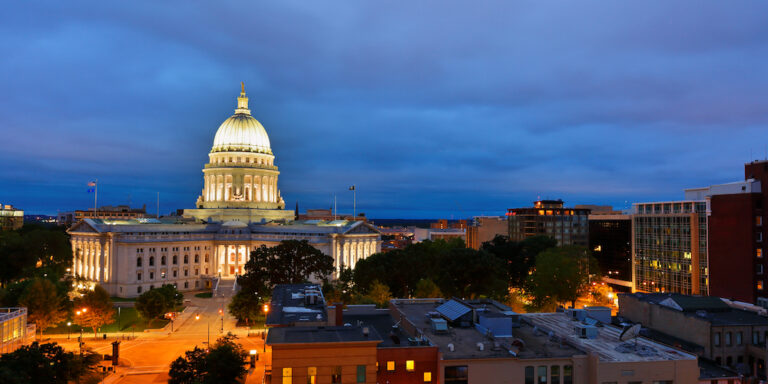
[349,185,356,218]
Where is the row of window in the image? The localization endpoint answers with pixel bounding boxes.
[524,365,573,384]
[281,365,366,384]
[137,255,209,267]
[714,330,768,347]
[137,267,202,281]
[136,246,207,253]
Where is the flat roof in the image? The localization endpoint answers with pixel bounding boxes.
[343,313,422,348]
[392,300,581,360]
[525,313,697,362]
[625,293,768,326]
[266,284,327,326]
[267,326,382,345]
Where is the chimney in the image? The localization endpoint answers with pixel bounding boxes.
[335,303,343,326]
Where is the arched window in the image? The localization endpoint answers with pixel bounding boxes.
[194,254,199,263]
[161,256,167,265]
[137,257,142,267]
[149,256,155,266]
[184,255,189,264]
[172,255,177,264]
[205,254,209,262]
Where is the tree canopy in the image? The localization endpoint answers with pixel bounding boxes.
[481,235,557,289]
[0,342,100,384]
[168,334,247,384]
[73,284,115,337]
[135,284,183,326]
[527,246,598,310]
[0,225,72,287]
[19,278,66,336]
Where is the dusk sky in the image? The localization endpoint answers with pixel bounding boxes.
[3,1,768,218]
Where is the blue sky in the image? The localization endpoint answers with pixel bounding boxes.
[2,1,768,218]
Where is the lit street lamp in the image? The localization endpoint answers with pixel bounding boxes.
[194,314,210,346]
[67,322,72,340]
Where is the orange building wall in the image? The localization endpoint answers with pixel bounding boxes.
[270,342,379,384]
[376,346,438,384]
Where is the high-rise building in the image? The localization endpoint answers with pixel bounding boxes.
[632,200,708,295]
[588,213,632,291]
[506,200,589,246]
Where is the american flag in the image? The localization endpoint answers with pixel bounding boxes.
[87,181,96,193]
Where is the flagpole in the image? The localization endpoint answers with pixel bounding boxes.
[94,179,98,218]
[334,194,337,220]
[157,192,160,219]
[353,187,356,219]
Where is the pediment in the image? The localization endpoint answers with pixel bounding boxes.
[343,221,381,235]
[67,220,101,234]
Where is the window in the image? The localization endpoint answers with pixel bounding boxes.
[173,270,177,278]
[563,365,572,384]
[137,286,142,294]
[759,265,765,275]
[184,255,189,264]
[737,332,743,345]
[205,254,209,262]
[726,332,732,346]
[759,233,763,243]
[161,256,167,265]
[149,272,154,280]
[754,331,760,345]
[137,272,142,281]
[161,271,166,279]
[282,367,292,384]
[307,367,316,384]
[525,366,534,384]
[538,366,547,384]
[727,356,733,366]
[184,269,188,277]
[137,257,142,267]
[149,256,155,266]
[759,280,764,291]
[551,365,560,384]
[424,372,432,382]
[386,361,395,371]
[406,360,415,372]
[445,366,468,384]
[714,332,721,346]
[195,255,199,263]
[195,269,199,276]
[331,366,342,384]
[758,216,763,226]
[172,255,177,264]
[184,282,188,289]
[759,249,764,258]
[356,365,366,383]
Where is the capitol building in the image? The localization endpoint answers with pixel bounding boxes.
[68,85,381,297]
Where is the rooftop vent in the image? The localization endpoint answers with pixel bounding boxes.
[476,342,484,351]
[447,343,455,352]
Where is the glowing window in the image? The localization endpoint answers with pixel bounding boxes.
[387,361,395,371]
[282,368,292,384]
[424,372,432,382]
[406,360,415,371]
[758,249,763,259]
[307,367,316,384]
[759,280,764,290]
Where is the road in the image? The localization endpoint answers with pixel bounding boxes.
[47,292,270,383]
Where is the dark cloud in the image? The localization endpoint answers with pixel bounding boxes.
[2,1,767,217]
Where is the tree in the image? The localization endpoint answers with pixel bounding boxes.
[228,291,262,327]
[436,248,508,299]
[169,333,247,384]
[0,226,73,287]
[135,289,168,326]
[527,246,597,310]
[157,284,184,309]
[234,240,334,320]
[482,235,557,289]
[19,278,66,336]
[366,280,392,308]
[0,342,99,384]
[73,284,115,337]
[413,278,443,298]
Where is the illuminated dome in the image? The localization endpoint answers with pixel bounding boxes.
[211,83,272,154]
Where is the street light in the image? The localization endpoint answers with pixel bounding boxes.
[218,308,224,332]
[262,304,269,353]
[195,314,210,346]
[67,322,72,340]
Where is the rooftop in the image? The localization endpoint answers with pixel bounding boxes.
[266,326,382,345]
[266,284,327,326]
[391,299,581,360]
[525,313,697,362]
[343,312,421,348]
[625,293,768,326]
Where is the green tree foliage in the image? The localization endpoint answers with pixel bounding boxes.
[0,342,100,384]
[19,278,66,336]
[73,284,115,337]
[0,225,72,287]
[482,235,557,289]
[527,246,598,310]
[413,278,443,298]
[157,284,184,309]
[232,240,334,322]
[323,266,355,304]
[135,289,168,326]
[353,239,507,300]
[227,291,262,327]
[168,333,247,384]
[365,280,392,308]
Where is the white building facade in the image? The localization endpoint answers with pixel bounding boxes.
[68,84,380,297]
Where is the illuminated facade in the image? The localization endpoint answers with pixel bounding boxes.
[0,204,23,231]
[632,201,708,295]
[506,200,589,246]
[68,84,380,297]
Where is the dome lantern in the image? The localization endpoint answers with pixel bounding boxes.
[210,83,272,154]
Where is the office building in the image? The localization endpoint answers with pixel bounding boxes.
[507,200,590,246]
[588,213,632,291]
[0,308,32,354]
[466,216,507,250]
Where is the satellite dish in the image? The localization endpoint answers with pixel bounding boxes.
[619,324,641,342]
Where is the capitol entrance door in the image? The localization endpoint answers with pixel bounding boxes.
[229,266,235,275]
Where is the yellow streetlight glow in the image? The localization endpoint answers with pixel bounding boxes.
[263,304,269,314]
[195,315,200,320]
[249,349,257,355]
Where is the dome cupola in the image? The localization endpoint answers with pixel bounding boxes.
[210,83,272,154]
